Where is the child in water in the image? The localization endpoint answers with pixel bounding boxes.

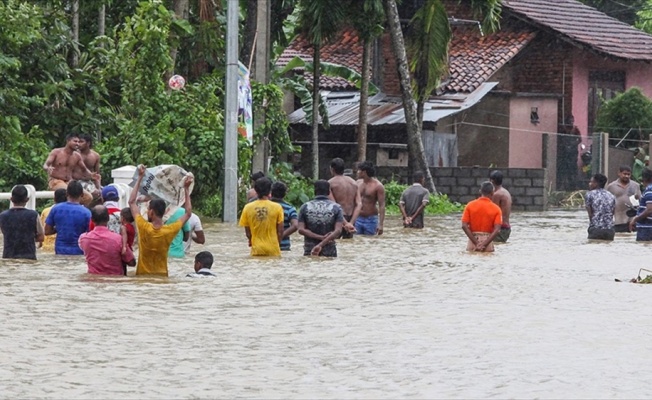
[120,207,135,255]
[186,251,215,278]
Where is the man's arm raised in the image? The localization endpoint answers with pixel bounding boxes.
[178,175,194,225]
[128,164,146,220]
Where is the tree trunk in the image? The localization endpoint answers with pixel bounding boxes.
[98,3,106,37]
[240,0,258,68]
[312,45,321,180]
[383,0,437,193]
[71,0,79,66]
[357,37,372,162]
[169,0,190,77]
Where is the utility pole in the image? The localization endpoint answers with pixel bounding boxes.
[223,0,239,223]
[251,0,271,175]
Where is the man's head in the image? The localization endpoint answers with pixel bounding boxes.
[314,179,330,196]
[413,171,425,184]
[91,205,110,226]
[254,177,272,199]
[642,168,652,185]
[357,161,375,178]
[10,185,28,206]
[330,158,345,175]
[489,170,503,186]
[101,186,120,202]
[250,171,265,184]
[195,251,214,272]
[54,188,67,204]
[78,133,93,150]
[65,133,80,150]
[66,180,83,200]
[589,173,608,190]
[480,181,495,197]
[618,165,632,184]
[148,199,167,220]
[271,181,287,200]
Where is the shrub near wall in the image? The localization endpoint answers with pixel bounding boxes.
[377,167,549,212]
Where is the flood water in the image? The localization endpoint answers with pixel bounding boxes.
[1,209,651,398]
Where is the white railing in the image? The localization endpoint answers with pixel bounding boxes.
[1,183,133,210]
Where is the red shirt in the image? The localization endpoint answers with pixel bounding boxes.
[78,226,134,276]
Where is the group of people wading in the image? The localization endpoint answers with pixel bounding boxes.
[240,158,513,257]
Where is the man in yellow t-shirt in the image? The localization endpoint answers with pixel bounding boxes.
[40,188,67,252]
[239,177,283,256]
[128,164,194,276]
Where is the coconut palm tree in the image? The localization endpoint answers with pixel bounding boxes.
[298,0,347,179]
[350,0,385,162]
[384,0,502,192]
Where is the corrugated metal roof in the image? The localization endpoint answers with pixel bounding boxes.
[288,82,498,126]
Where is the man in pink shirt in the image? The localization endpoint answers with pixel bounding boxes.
[79,205,135,275]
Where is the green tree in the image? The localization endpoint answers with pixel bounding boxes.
[298,0,347,179]
[595,87,652,148]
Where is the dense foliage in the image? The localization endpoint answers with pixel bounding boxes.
[594,87,652,148]
[383,181,464,215]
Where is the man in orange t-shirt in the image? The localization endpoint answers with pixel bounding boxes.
[461,181,502,252]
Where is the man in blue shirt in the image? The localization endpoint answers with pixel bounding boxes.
[298,180,344,257]
[585,173,615,241]
[271,181,298,251]
[630,168,652,241]
[45,180,91,255]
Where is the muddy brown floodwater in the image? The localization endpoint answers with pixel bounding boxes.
[0,210,650,398]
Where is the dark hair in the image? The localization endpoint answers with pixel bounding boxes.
[54,188,67,203]
[11,185,28,204]
[65,133,79,142]
[91,205,110,224]
[490,170,503,185]
[271,181,287,199]
[149,199,167,218]
[413,171,424,182]
[250,171,265,182]
[79,133,93,148]
[480,181,494,195]
[643,168,652,183]
[314,179,330,196]
[619,165,632,173]
[254,177,272,198]
[330,158,345,175]
[592,173,608,188]
[120,207,134,223]
[195,251,214,269]
[489,170,503,185]
[66,180,83,199]
[357,160,376,177]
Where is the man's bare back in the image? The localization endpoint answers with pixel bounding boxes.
[329,175,359,216]
[492,186,512,225]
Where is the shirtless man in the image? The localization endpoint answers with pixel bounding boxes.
[43,134,99,205]
[73,133,102,201]
[355,161,385,235]
[328,158,361,238]
[489,170,512,242]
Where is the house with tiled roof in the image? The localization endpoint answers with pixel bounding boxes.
[278,0,652,189]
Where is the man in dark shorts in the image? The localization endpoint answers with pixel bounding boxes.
[399,171,430,228]
[328,158,360,238]
[298,180,344,257]
[489,170,512,242]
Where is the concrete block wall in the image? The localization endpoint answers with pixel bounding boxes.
[376,167,549,211]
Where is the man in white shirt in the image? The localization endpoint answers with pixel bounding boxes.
[184,213,206,253]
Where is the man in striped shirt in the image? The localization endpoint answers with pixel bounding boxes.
[271,181,298,251]
[630,168,652,241]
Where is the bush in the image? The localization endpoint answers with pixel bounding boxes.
[383,180,463,215]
